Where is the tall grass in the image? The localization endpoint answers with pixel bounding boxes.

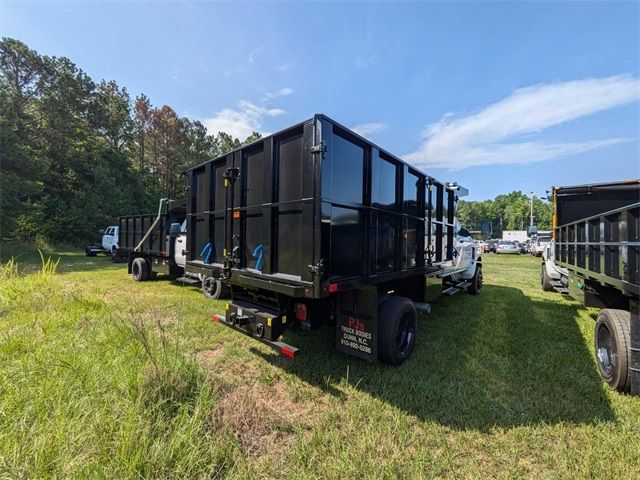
[0,254,231,478]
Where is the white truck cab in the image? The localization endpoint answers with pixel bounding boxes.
[437,221,483,295]
[102,226,119,253]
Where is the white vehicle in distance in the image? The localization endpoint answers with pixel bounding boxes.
[85,225,119,258]
[532,235,551,256]
[496,240,519,254]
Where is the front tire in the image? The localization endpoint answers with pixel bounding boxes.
[595,309,631,393]
[541,264,554,291]
[467,264,483,295]
[378,296,417,365]
[131,257,149,282]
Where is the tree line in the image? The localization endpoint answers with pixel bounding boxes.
[457,191,553,238]
[1,38,552,247]
[0,38,259,244]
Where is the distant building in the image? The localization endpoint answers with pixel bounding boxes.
[502,230,529,242]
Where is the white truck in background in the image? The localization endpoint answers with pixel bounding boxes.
[85,226,119,259]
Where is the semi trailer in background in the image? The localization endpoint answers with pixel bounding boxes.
[183,114,482,364]
[551,179,639,394]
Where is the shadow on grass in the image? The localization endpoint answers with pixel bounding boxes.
[252,284,614,431]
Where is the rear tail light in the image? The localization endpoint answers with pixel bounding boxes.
[295,303,307,322]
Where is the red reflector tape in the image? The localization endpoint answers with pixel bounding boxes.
[327,283,338,293]
[211,315,223,322]
[280,346,296,358]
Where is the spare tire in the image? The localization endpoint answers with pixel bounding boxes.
[595,309,631,393]
[377,296,417,365]
[131,257,149,282]
[202,276,230,300]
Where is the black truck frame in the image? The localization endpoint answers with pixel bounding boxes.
[184,114,481,364]
[553,180,639,394]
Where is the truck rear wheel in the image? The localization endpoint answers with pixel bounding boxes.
[202,276,229,300]
[131,257,149,282]
[541,265,554,291]
[378,296,417,365]
[595,309,631,393]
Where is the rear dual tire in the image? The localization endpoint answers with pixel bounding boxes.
[378,296,417,366]
[595,309,631,393]
[131,257,150,281]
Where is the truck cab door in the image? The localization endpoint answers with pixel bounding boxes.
[174,220,187,268]
[102,227,114,251]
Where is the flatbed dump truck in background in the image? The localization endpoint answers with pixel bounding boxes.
[118,199,188,280]
[552,180,639,394]
[185,114,482,364]
[118,199,230,299]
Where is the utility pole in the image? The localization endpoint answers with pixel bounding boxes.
[530,192,535,227]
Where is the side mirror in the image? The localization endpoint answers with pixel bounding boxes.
[169,223,181,236]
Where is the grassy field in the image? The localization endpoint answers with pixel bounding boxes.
[1,245,639,479]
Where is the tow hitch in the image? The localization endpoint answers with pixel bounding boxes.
[212,300,299,358]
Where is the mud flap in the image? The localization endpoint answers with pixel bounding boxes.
[335,287,378,361]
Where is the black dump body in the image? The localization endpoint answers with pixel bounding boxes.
[184,114,458,300]
[119,199,186,256]
[554,179,640,301]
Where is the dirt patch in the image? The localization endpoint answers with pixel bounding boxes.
[195,344,226,364]
[209,380,328,457]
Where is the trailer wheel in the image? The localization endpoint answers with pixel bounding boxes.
[202,276,229,300]
[595,309,631,393]
[467,264,483,295]
[378,296,417,365]
[131,257,149,282]
[541,264,554,291]
[85,247,96,257]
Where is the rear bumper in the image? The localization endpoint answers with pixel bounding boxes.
[212,301,299,358]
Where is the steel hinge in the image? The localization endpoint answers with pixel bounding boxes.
[308,258,325,275]
[310,141,327,154]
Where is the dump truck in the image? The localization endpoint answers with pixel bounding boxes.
[184,114,482,364]
[117,199,188,280]
[552,179,639,394]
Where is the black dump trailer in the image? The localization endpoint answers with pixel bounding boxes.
[553,180,640,394]
[185,114,481,364]
[118,199,188,281]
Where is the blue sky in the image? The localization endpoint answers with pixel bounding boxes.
[2,0,639,200]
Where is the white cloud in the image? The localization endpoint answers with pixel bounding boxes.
[262,87,294,101]
[202,101,285,139]
[405,75,640,170]
[351,122,388,138]
[355,54,380,69]
[274,63,293,73]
